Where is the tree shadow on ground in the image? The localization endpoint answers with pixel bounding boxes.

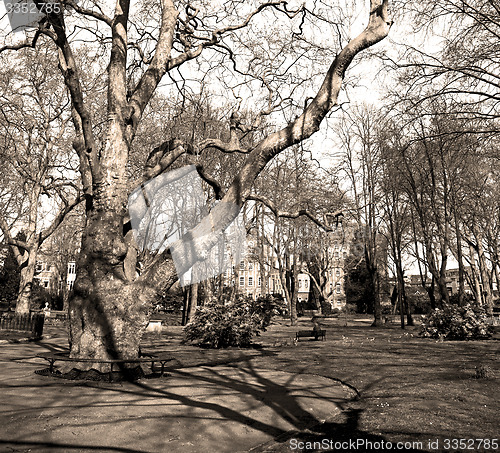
[2,328,432,452]
[258,407,427,452]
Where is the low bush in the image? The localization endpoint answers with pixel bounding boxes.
[420,303,493,340]
[183,298,273,348]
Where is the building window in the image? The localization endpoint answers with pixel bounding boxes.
[298,279,302,289]
[336,268,341,277]
[67,280,74,291]
[239,276,245,286]
[68,262,76,274]
[36,261,43,272]
[240,260,245,270]
[305,279,309,288]
[336,282,341,294]
[258,276,262,287]
[248,262,254,271]
[43,279,49,288]
[248,276,253,286]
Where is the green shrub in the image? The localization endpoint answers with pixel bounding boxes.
[250,294,287,326]
[183,299,272,348]
[420,303,493,340]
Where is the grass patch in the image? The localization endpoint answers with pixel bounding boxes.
[153,317,499,451]
[253,318,499,451]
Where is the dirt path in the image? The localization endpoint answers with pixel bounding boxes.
[0,329,354,453]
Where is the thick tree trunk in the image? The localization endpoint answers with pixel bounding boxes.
[366,246,382,327]
[15,248,37,314]
[67,216,161,372]
[437,273,450,306]
[203,280,216,304]
[474,228,494,314]
[181,286,190,325]
[427,275,437,310]
[403,285,413,326]
[454,210,466,305]
[468,244,482,304]
[311,286,322,313]
[260,263,267,297]
[258,209,268,296]
[187,282,198,324]
[370,269,382,326]
[67,128,164,372]
[425,246,449,307]
[290,285,298,325]
[281,254,298,326]
[396,250,413,326]
[182,284,199,325]
[396,266,405,329]
[493,260,500,304]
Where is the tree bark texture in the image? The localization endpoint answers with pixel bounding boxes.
[15,248,37,314]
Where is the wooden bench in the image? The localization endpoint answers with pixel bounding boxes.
[36,352,174,378]
[296,329,326,341]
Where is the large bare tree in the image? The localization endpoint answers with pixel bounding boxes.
[1,0,391,372]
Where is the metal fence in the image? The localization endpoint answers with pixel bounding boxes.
[0,313,45,337]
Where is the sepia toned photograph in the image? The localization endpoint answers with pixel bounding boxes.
[0,1,498,452]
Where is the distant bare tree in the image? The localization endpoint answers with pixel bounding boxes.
[0,46,81,313]
[336,104,386,325]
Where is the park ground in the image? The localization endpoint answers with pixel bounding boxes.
[0,316,498,452]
